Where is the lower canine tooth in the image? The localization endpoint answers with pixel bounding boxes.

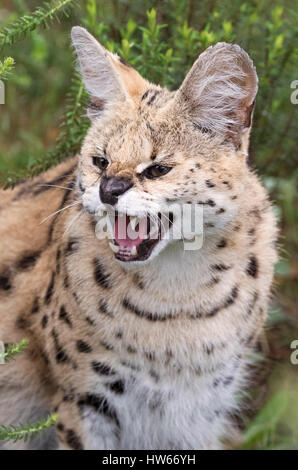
[109,242,120,253]
[130,216,138,231]
[131,246,137,256]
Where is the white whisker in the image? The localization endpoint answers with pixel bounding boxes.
[37,183,73,191]
[39,201,81,225]
[63,208,85,237]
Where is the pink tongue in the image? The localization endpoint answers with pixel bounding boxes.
[115,215,147,249]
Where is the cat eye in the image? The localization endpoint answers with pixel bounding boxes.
[143,164,172,179]
[92,156,109,170]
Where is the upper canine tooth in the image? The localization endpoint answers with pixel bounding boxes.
[109,242,120,253]
[130,216,138,231]
[131,245,137,256]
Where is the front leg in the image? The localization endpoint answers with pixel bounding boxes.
[53,390,120,450]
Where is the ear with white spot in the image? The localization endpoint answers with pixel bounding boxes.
[71,26,148,120]
[176,42,258,149]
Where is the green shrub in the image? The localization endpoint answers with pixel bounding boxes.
[0,0,297,450]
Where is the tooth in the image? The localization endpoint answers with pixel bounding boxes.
[109,242,120,253]
[130,216,138,231]
[131,246,137,256]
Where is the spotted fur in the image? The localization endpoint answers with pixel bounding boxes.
[0,27,278,450]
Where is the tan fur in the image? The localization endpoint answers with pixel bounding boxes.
[0,29,278,450]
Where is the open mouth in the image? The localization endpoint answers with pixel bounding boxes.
[107,212,173,262]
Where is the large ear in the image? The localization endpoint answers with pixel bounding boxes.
[175,42,258,149]
[71,26,148,119]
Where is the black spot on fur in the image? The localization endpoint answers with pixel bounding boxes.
[31,297,39,314]
[41,315,48,329]
[79,181,85,193]
[166,197,177,203]
[121,360,141,372]
[92,361,115,376]
[99,299,113,317]
[127,344,137,354]
[17,251,40,270]
[206,180,215,188]
[195,163,201,169]
[203,344,214,355]
[52,329,69,364]
[213,378,220,387]
[62,390,76,402]
[246,291,259,316]
[216,208,226,214]
[16,315,29,330]
[212,263,231,271]
[223,376,234,386]
[115,329,123,339]
[141,89,150,101]
[65,237,79,255]
[40,349,49,365]
[217,239,227,248]
[224,285,239,308]
[44,272,55,304]
[89,97,105,114]
[85,316,95,326]
[193,122,212,134]
[145,351,156,361]
[56,249,61,274]
[0,272,11,291]
[59,305,72,327]
[66,429,83,450]
[206,285,238,317]
[147,90,161,106]
[100,340,114,351]
[107,380,125,395]
[207,199,216,207]
[122,297,176,321]
[150,370,160,382]
[223,181,232,189]
[246,255,258,278]
[76,340,92,353]
[56,422,64,432]
[132,273,145,290]
[78,393,119,426]
[93,258,111,289]
[64,274,69,289]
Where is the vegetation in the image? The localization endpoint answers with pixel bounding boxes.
[0,414,58,443]
[0,339,57,444]
[0,0,297,449]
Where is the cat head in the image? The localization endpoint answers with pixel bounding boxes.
[71,26,258,265]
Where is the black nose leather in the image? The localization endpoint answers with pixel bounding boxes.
[100,176,133,205]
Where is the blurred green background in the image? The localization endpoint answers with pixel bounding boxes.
[0,0,297,449]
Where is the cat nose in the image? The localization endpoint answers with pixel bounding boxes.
[99,176,133,206]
